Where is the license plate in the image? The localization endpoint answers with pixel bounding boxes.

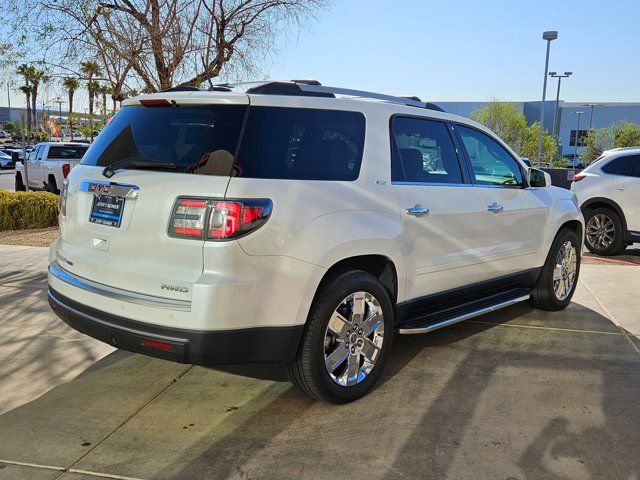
[89,194,125,228]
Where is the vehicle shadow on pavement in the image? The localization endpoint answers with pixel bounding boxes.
[0,274,113,415]
[0,301,639,480]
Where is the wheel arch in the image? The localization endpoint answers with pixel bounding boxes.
[558,219,583,240]
[581,197,628,233]
[315,254,399,305]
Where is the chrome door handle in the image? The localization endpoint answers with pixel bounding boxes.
[618,187,626,191]
[407,205,430,217]
[486,203,504,213]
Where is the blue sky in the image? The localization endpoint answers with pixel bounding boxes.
[266,0,640,102]
[3,0,640,110]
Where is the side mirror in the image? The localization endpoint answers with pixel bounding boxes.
[528,168,551,188]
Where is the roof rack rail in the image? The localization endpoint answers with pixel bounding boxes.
[296,83,445,111]
[160,86,200,93]
[210,80,445,112]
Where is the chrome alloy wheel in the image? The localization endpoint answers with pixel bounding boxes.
[323,291,384,386]
[586,213,615,250]
[553,240,578,301]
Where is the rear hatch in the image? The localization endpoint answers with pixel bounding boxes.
[56,94,248,299]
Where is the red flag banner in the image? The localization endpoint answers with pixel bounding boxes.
[47,118,60,138]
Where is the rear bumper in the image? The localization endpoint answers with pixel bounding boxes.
[48,287,304,365]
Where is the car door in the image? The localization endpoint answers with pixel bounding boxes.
[454,124,549,277]
[26,145,42,188]
[391,116,485,300]
[611,154,640,232]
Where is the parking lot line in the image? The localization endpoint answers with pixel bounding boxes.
[468,320,624,335]
[65,468,146,480]
[0,458,63,472]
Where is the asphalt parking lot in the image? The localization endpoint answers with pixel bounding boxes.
[0,170,14,192]
[0,246,639,480]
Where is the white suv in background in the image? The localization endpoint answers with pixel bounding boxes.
[572,147,640,255]
[48,81,583,403]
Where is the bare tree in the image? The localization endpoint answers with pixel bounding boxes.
[2,0,327,94]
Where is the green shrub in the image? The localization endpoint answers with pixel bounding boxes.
[0,191,59,230]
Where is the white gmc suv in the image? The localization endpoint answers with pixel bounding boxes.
[15,142,88,193]
[48,81,583,403]
[571,147,640,255]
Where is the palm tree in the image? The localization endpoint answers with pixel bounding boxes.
[99,84,112,117]
[81,61,101,141]
[18,85,33,136]
[29,68,48,130]
[62,77,79,140]
[16,64,36,137]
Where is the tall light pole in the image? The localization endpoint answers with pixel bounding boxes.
[536,31,558,167]
[574,111,584,160]
[549,71,572,136]
[583,103,604,130]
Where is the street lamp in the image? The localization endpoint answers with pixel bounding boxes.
[549,71,572,136]
[582,103,605,130]
[574,111,584,160]
[536,30,558,167]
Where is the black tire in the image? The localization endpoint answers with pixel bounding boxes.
[530,228,581,311]
[46,176,59,194]
[287,270,394,403]
[583,207,625,256]
[14,172,26,191]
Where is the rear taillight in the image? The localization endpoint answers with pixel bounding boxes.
[169,197,272,240]
[572,173,586,182]
[169,198,208,238]
[59,180,68,216]
[62,164,71,179]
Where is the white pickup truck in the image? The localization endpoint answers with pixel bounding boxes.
[15,142,89,194]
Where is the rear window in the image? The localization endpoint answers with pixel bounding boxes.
[81,104,365,181]
[81,105,247,175]
[48,145,89,159]
[234,107,365,180]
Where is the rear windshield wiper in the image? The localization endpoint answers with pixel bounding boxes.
[102,158,179,178]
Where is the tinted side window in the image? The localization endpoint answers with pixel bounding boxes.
[601,155,635,176]
[235,107,365,180]
[27,147,38,162]
[457,125,523,186]
[391,117,462,184]
[631,157,640,178]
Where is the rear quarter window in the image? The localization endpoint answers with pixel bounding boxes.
[601,155,635,176]
[234,107,365,180]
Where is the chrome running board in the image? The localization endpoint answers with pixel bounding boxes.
[397,294,530,335]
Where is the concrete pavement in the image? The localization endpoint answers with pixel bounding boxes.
[0,245,639,479]
[0,246,113,415]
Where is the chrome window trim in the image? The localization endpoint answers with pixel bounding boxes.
[49,262,191,312]
[79,179,140,199]
[391,181,471,187]
[391,181,523,189]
